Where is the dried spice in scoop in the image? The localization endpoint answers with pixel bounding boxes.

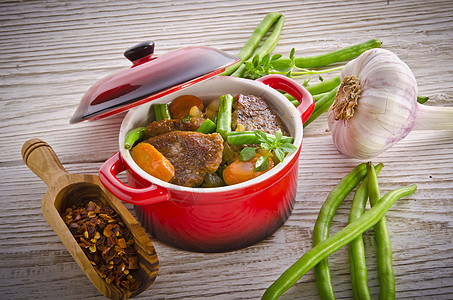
[61,201,141,290]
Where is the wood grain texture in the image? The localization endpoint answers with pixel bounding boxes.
[1,0,452,299]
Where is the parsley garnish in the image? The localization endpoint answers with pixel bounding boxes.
[239,130,298,171]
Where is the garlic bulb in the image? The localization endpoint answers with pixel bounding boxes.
[328,48,453,159]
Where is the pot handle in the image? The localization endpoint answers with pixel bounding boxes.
[99,152,170,206]
[256,74,314,124]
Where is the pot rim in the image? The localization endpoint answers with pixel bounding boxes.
[118,76,305,194]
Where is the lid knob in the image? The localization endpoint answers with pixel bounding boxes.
[124,41,155,62]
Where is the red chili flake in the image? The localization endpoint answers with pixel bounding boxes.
[61,201,141,290]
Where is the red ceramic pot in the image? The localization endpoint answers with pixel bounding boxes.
[99,74,313,252]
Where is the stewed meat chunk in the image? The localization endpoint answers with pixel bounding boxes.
[145,117,205,138]
[232,94,288,136]
[144,131,223,187]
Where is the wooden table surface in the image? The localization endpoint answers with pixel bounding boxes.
[1,0,452,299]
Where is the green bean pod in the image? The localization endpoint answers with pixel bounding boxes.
[196,119,217,134]
[221,12,283,76]
[124,127,146,150]
[153,103,171,121]
[262,183,417,300]
[285,92,328,106]
[367,162,395,300]
[303,86,339,128]
[305,76,341,95]
[289,98,300,107]
[272,39,382,70]
[313,92,329,102]
[348,178,371,300]
[348,164,383,300]
[216,94,234,138]
[227,131,258,145]
[312,162,371,299]
[284,94,300,106]
[231,15,285,77]
[349,175,371,300]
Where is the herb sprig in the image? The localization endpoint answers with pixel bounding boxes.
[239,130,298,171]
[243,48,343,84]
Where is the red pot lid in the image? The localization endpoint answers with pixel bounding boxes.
[70,41,238,123]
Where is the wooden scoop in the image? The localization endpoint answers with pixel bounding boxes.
[22,139,159,299]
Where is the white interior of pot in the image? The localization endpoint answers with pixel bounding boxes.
[119,76,304,193]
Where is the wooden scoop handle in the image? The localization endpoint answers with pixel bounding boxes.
[22,139,68,187]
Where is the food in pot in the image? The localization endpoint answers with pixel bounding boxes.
[233,94,289,135]
[222,153,274,185]
[169,95,204,119]
[127,94,295,187]
[145,117,205,137]
[130,143,175,183]
[144,131,223,187]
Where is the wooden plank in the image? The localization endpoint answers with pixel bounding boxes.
[1,0,452,299]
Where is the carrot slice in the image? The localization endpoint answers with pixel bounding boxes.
[130,143,175,182]
[169,95,204,119]
[223,154,274,185]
